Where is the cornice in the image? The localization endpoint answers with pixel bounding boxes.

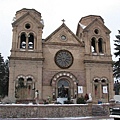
[43,42,84,47]
[84,60,113,64]
[8,56,44,61]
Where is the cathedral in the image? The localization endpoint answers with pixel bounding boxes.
[8,8,114,103]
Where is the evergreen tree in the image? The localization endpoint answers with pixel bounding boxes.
[0,53,9,97]
[113,30,120,79]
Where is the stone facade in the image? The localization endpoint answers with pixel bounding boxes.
[0,104,119,118]
[8,8,114,103]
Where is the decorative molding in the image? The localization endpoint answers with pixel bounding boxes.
[9,57,44,61]
[50,71,78,86]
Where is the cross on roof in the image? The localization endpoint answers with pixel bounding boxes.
[62,19,65,23]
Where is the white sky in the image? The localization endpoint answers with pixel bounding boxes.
[0,0,120,60]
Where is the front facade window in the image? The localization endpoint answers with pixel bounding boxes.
[19,32,35,50]
[91,37,104,55]
[61,35,66,41]
[98,38,103,53]
[28,33,34,49]
[25,23,31,29]
[20,33,26,49]
[55,50,73,69]
[91,37,96,53]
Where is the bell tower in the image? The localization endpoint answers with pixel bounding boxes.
[76,15,114,102]
[9,8,44,101]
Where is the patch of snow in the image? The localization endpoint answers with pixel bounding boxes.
[110,115,120,118]
[79,23,86,29]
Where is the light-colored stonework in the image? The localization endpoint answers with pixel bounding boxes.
[8,8,114,103]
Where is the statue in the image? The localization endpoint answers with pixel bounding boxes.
[34,90,39,104]
[86,93,92,103]
[114,80,120,95]
[88,93,92,101]
[59,84,65,98]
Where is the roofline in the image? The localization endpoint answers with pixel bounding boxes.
[83,18,111,33]
[16,8,41,16]
[12,12,44,28]
[44,23,84,46]
[79,15,104,23]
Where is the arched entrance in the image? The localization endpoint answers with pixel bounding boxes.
[57,79,70,98]
[51,71,78,99]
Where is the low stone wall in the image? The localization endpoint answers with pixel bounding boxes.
[0,103,119,118]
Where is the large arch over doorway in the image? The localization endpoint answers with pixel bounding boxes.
[50,71,78,99]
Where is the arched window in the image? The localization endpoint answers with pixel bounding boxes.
[28,33,34,49]
[27,78,32,82]
[98,38,103,53]
[91,37,96,53]
[20,33,26,49]
[18,77,24,88]
[93,78,100,97]
[26,78,33,91]
[58,79,69,87]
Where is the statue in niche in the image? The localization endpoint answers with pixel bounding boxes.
[59,84,66,98]
[114,80,120,95]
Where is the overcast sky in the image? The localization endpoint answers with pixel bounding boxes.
[0,0,120,60]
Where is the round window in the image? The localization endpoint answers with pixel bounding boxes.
[94,29,99,34]
[25,23,31,29]
[61,35,66,40]
[55,50,73,69]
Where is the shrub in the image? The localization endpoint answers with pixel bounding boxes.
[77,97,86,104]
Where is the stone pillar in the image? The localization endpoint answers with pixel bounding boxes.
[18,36,20,49]
[8,60,16,101]
[96,41,98,54]
[103,42,106,54]
[11,27,17,50]
[108,67,114,100]
[26,35,28,50]
[37,28,43,51]
[36,61,43,100]
[99,82,102,100]
[85,66,92,95]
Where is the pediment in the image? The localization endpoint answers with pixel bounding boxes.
[44,23,84,46]
[12,12,44,28]
[83,18,111,34]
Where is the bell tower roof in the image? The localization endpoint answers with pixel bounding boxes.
[79,15,104,26]
[16,8,41,19]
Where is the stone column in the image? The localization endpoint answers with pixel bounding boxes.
[99,82,102,100]
[85,66,92,95]
[108,67,114,100]
[96,41,98,54]
[26,35,28,50]
[37,28,43,51]
[36,61,43,100]
[8,60,16,101]
[103,42,106,54]
[12,27,17,50]
[18,36,20,49]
